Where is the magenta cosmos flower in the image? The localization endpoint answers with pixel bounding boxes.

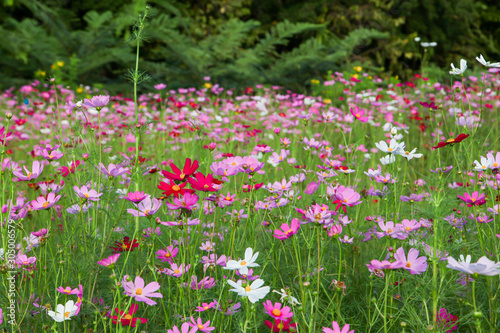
[74,185,103,201]
[166,192,199,210]
[273,218,300,240]
[83,95,110,108]
[263,301,293,320]
[457,191,486,207]
[122,275,163,306]
[97,253,120,267]
[156,246,178,264]
[124,191,148,203]
[39,149,64,161]
[323,321,354,333]
[13,160,44,181]
[127,196,162,217]
[350,106,369,122]
[31,193,61,210]
[392,247,428,275]
[0,126,12,145]
[167,322,196,333]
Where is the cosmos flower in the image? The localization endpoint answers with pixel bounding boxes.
[161,158,199,182]
[432,134,469,149]
[350,106,369,122]
[73,185,103,201]
[227,278,270,303]
[263,301,293,320]
[273,219,300,240]
[110,304,148,328]
[446,255,500,276]
[31,193,61,210]
[110,236,139,253]
[13,161,44,181]
[127,196,162,217]
[449,59,467,75]
[188,172,217,192]
[97,253,120,268]
[98,163,129,177]
[457,191,486,207]
[167,322,197,333]
[224,247,260,275]
[122,275,163,306]
[265,318,298,333]
[47,300,78,322]
[375,139,405,155]
[188,317,215,332]
[83,95,110,108]
[476,54,500,68]
[322,321,355,333]
[158,180,194,198]
[391,247,428,275]
[123,191,148,203]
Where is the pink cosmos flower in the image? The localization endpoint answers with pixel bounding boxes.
[57,286,78,295]
[39,149,64,161]
[163,263,190,278]
[154,83,167,90]
[322,321,355,333]
[166,192,199,211]
[124,191,148,203]
[31,229,48,237]
[121,275,163,306]
[83,95,110,108]
[0,126,12,145]
[99,163,129,177]
[167,322,197,333]
[350,106,369,122]
[392,247,428,275]
[15,253,36,267]
[268,149,289,166]
[97,253,120,267]
[366,260,393,277]
[31,193,61,210]
[263,301,293,320]
[127,196,162,217]
[273,218,300,240]
[457,191,486,207]
[333,185,362,211]
[156,246,178,263]
[13,160,44,181]
[188,317,215,332]
[73,185,103,201]
[188,276,217,290]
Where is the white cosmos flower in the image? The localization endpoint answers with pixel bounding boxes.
[47,300,78,322]
[473,156,493,172]
[273,289,301,305]
[449,59,467,75]
[476,54,500,68]
[380,155,396,165]
[224,247,259,275]
[227,278,270,303]
[401,148,423,161]
[375,138,405,155]
[446,255,500,276]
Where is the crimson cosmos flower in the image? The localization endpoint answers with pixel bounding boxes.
[432,134,469,149]
[161,158,199,182]
[110,304,147,328]
[157,180,194,198]
[188,172,217,192]
[110,236,139,253]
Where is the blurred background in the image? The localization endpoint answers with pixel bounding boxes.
[0,0,499,93]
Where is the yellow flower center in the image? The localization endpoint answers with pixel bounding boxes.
[204,305,209,310]
[231,162,237,166]
[387,228,393,233]
[174,269,180,274]
[49,154,54,159]
[84,193,89,198]
[406,262,411,268]
[494,163,498,167]
[405,151,410,155]
[387,148,393,152]
[144,210,150,215]
[245,286,252,292]
[272,309,282,317]
[204,184,209,189]
[172,185,180,191]
[64,288,71,293]
[355,113,360,118]
[165,252,171,257]
[42,202,49,208]
[124,314,133,320]
[64,311,70,318]
[198,324,204,329]
[240,261,247,266]
[135,288,143,295]
[27,172,33,179]
[180,173,185,179]
[446,138,455,143]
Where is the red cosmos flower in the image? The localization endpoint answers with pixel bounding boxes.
[110,236,139,253]
[161,158,199,182]
[432,134,469,149]
[420,101,439,109]
[157,180,194,198]
[188,172,217,192]
[264,318,297,332]
[110,304,147,328]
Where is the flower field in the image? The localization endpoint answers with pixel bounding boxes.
[1,57,500,333]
